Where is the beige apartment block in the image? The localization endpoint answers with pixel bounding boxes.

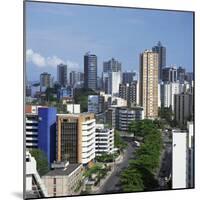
[57,113,96,166]
[139,50,159,119]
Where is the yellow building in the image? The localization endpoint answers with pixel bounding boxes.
[139,50,159,119]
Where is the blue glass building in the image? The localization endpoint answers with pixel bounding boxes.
[38,107,57,165]
[57,86,73,100]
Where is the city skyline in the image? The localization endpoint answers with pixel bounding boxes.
[26,2,193,82]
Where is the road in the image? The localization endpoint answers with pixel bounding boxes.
[97,137,136,194]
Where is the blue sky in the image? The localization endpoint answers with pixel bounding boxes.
[26,1,194,82]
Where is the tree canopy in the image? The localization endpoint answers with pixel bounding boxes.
[120,119,162,192]
[30,149,49,176]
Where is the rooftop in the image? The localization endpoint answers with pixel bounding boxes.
[43,163,82,177]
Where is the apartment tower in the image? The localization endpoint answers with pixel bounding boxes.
[139,50,159,118]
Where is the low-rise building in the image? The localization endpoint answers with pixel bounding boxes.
[95,124,114,156]
[42,162,83,197]
[66,104,80,114]
[88,95,104,114]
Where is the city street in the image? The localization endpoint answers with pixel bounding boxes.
[96,137,136,194]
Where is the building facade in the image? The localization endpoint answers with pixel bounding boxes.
[174,93,194,126]
[57,113,96,166]
[115,107,144,131]
[57,64,68,87]
[172,130,187,189]
[139,50,159,119]
[122,71,137,84]
[88,95,104,114]
[119,81,137,106]
[38,107,57,164]
[103,58,121,72]
[57,86,73,100]
[162,66,177,83]
[40,72,52,91]
[102,58,122,95]
[66,104,80,114]
[160,82,180,111]
[26,114,39,149]
[177,66,186,84]
[107,71,122,96]
[84,52,97,90]
[152,41,166,80]
[42,162,82,197]
[95,124,114,156]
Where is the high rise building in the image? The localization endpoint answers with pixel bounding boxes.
[103,58,121,72]
[107,71,122,96]
[40,72,51,91]
[84,52,97,90]
[122,71,136,84]
[57,64,68,87]
[160,82,180,111]
[57,113,96,166]
[69,71,78,87]
[119,81,137,106]
[152,41,166,80]
[162,66,177,82]
[174,93,194,126]
[172,130,187,189]
[38,107,57,164]
[185,72,193,84]
[139,50,159,119]
[102,58,122,94]
[177,66,186,84]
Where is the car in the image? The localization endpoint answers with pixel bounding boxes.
[134,141,140,147]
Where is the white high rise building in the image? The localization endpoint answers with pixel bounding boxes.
[160,82,180,111]
[108,71,122,96]
[172,130,187,189]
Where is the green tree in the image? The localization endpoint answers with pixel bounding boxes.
[30,149,49,176]
[114,130,127,151]
[120,119,162,192]
[120,168,144,192]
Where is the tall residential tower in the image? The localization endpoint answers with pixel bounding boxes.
[139,50,159,118]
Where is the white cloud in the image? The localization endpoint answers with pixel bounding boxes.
[26,49,80,70]
[26,49,46,67]
[46,56,65,67]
